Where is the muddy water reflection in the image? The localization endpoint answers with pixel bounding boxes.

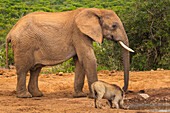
[129,104,170,112]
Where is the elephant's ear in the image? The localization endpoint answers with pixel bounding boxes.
[75,9,103,43]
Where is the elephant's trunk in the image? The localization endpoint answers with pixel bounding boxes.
[118,34,134,92]
[122,47,130,92]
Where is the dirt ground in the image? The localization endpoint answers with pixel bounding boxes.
[0,68,169,113]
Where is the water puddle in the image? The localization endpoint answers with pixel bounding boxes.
[129,104,170,112]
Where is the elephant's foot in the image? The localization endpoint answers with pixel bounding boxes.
[16,91,32,98]
[73,92,87,98]
[28,89,43,97]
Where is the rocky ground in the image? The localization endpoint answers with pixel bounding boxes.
[0,68,169,113]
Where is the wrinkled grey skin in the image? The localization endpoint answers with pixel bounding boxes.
[91,81,125,109]
[6,8,130,98]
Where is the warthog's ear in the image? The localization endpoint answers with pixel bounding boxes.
[75,8,103,43]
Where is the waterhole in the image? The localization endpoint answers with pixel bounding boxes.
[129,104,170,112]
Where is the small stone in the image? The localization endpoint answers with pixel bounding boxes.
[110,70,116,73]
[9,66,15,69]
[151,69,154,71]
[157,68,161,71]
[104,70,110,74]
[139,93,150,99]
[157,68,164,71]
[58,72,64,76]
[98,74,104,76]
[0,70,4,75]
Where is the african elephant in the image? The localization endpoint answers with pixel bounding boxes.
[6,8,134,98]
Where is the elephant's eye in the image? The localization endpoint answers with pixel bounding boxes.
[112,25,117,29]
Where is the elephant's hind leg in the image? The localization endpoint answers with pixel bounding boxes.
[16,68,32,98]
[28,67,43,97]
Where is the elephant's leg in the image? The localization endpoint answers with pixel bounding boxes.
[74,36,98,98]
[73,56,87,97]
[79,49,98,98]
[16,68,32,98]
[15,50,34,98]
[28,67,43,97]
[84,56,98,98]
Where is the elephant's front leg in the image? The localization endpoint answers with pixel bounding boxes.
[73,56,87,98]
[83,54,98,98]
[76,47,98,98]
[73,36,98,98]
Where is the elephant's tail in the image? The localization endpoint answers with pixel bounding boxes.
[5,34,11,69]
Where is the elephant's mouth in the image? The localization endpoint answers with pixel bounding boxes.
[104,35,115,41]
[119,41,134,53]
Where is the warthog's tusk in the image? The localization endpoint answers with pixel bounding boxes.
[119,41,134,52]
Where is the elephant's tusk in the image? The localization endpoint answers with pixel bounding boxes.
[119,41,134,52]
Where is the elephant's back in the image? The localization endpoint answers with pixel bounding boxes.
[8,8,85,40]
[8,8,85,51]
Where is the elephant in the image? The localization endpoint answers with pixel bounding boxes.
[6,8,134,98]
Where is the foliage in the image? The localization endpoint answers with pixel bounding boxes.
[94,40,123,71]
[41,58,75,73]
[122,0,169,70]
[0,0,169,72]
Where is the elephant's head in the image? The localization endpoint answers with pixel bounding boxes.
[75,8,134,92]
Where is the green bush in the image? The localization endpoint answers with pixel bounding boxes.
[122,0,169,70]
[41,58,75,74]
